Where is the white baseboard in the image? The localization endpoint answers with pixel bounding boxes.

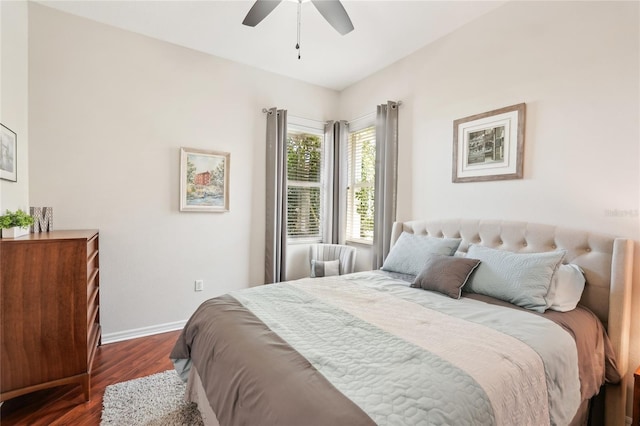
[101,320,186,344]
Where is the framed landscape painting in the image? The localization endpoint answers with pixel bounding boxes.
[0,123,17,182]
[452,103,525,183]
[180,147,230,212]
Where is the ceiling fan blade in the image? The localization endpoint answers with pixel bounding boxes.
[310,0,354,35]
[242,0,283,27]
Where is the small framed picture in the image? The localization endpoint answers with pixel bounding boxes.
[452,103,525,183]
[1,123,17,182]
[180,147,230,212]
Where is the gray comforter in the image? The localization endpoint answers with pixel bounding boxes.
[171,271,612,426]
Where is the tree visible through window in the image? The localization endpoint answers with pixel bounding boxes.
[286,130,323,239]
[347,125,376,242]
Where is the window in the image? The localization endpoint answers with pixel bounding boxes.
[346,125,376,243]
[286,127,324,241]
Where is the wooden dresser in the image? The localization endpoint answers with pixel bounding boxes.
[634,364,640,426]
[0,230,100,401]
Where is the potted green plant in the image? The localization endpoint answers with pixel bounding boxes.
[0,209,34,238]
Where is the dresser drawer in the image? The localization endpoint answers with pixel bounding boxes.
[87,234,99,259]
[87,322,101,364]
[88,288,99,326]
[87,252,99,280]
[87,270,99,301]
[87,235,99,280]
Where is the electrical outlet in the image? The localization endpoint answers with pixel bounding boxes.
[194,280,204,292]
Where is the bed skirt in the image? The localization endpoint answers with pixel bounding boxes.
[185,366,220,426]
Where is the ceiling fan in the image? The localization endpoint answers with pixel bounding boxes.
[242,0,354,59]
[243,0,354,35]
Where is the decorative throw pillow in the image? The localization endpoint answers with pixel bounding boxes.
[464,245,566,312]
[310,259,340,278]
[410,254,481,299]
[545,264,586,312]
[381,232,462,276]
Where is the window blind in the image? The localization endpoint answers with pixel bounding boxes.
[286,131,323,239]
[346,125,376,242]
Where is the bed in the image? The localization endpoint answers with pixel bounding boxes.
[171,219,635,425]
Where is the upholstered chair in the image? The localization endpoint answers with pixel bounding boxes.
[308,244,357,276]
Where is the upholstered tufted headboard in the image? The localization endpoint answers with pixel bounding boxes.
[390,219,634,425]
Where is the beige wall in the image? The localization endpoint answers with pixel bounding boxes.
[0,0,29,212]
[28,3,339,340]
[339,0,640,418]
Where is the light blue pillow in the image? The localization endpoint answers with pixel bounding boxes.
[381,232,462,276]
[465,244,566,312]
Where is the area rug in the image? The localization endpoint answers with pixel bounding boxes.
[101,370,204,425]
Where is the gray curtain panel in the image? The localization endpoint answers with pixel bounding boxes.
[323,120,348,244]
[265,107,288,284]
[372,101,399,270]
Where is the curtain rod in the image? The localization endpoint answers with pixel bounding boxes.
[347,100,403,124]
[261,108,328,126]
[262,100,403,120]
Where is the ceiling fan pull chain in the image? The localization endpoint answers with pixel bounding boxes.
[296,0,302,59]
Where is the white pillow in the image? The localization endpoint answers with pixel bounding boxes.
[310,259,340,278]
[465,245,566,312]
[545,264,586,312]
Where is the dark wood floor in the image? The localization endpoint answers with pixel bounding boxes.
[0,330,182,426]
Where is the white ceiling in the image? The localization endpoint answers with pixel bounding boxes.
[37,0,506,91]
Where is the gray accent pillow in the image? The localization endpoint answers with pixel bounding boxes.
[381,232,462,276]
[311,259,340,278]
[465,245,566,312]
[410,254,481,299]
